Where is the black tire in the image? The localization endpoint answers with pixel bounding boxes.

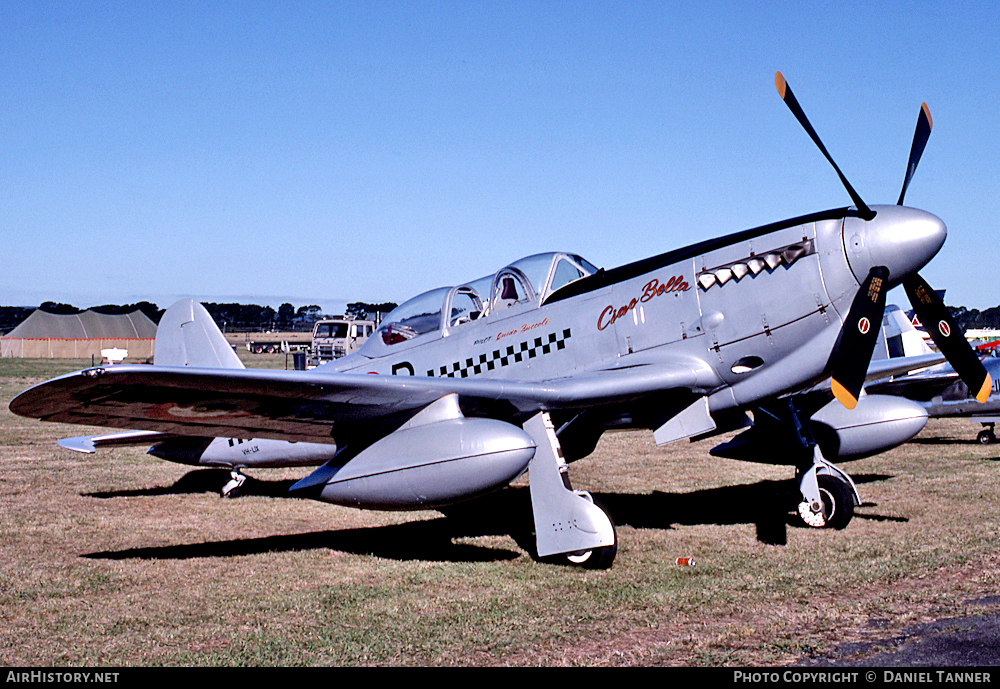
[977,430,995,445]
[816,474,854,530]
[545,514,617,569]
[563,542,617,570]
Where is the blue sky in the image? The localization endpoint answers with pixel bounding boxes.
[3,1,999,313]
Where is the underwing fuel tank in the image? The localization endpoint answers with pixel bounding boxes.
[711,394,927,463]
[808,394,928,460]
[292,395,536,510]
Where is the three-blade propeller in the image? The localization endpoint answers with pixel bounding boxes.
[775,71,991,408]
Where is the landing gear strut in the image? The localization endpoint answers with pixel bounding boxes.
[786,399,859,529]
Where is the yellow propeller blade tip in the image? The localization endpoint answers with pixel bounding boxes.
[775,71,787,99]
[976,374,992,404]
[831,379,858,410]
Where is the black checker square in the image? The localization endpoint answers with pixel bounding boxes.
[428,328,573,378]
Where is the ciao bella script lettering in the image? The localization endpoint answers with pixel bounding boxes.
[597,275,689,330]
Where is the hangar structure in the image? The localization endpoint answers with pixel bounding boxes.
[1,309,157,359]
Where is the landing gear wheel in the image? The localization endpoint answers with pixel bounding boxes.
[798,475,854,530]
[563,543,617,570]
[551,519,617,570]
[977,430,996,445]
[221,470,247,499]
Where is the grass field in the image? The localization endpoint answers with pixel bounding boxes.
[2,357,999,666]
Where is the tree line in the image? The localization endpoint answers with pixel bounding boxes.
[3,300,999,337]
[948,306,1000,331]
[0,301,397,335]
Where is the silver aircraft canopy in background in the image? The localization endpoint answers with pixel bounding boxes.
[10,73,990,568]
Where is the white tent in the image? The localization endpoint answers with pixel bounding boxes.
[1,309,157,359]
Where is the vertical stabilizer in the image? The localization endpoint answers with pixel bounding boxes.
[155,299,244,369]
[874,304,933,360]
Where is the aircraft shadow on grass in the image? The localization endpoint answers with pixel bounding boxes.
[83,469,299,499]
[908,437,1000,455]
[81,471,905,563]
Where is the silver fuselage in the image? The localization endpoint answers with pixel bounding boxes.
[325,205,945,428]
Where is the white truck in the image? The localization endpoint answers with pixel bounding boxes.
[306,316,375,367]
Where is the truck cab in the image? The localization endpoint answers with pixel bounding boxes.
[307,316,375,367]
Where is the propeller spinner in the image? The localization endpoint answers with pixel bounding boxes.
[775,71,991,408]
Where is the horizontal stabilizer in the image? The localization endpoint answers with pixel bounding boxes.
[864,352,946,382]
[58,429,170,453]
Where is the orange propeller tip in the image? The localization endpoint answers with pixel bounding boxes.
[831,379,858,410]
[976,375,992,404]
[775,71,787,98]
[921,102,933,130]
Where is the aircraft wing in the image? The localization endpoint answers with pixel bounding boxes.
[864,352,946,383]
[863,352,958,401]
[11,359,717,444]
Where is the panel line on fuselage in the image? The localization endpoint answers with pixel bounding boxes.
[543,207,852,306]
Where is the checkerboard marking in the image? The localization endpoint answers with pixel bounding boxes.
[427,328,572,378]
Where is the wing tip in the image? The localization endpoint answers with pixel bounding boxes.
[57,437,97,453]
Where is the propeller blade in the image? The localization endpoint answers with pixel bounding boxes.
[830,266,890,409]
[904,274,992,403]
[775,71,875,221]
[897,102,933,206]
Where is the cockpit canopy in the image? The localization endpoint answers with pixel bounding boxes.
[362,252,597,354]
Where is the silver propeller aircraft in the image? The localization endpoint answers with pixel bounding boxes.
[55,299,341,497]
[865,307,1000,444]
[11,73,991,568]
[870,356,1000,444]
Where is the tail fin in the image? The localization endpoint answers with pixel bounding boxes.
[874,304,933,360]
[155,299,244,369]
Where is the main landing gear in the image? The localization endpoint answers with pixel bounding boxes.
[221,468,247,498]
[784,399,859,530]
[796,449,858,530]
[522,412,617,569]
[977,423,997,445]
